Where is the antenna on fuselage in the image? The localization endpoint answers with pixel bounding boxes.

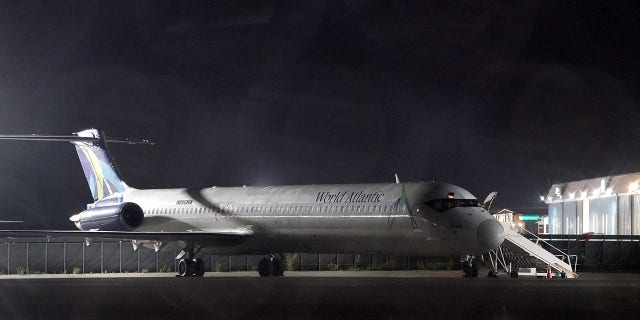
[394,173,400,184]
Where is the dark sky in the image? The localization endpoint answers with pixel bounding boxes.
[1,0,639,229]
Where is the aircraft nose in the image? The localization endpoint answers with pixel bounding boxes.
[476,219,505,250]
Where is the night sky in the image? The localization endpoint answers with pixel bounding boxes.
[1,1,639,229]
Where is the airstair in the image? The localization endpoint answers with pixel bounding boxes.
[494,221,578,278]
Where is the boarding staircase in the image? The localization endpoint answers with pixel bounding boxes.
[497,221,578,278]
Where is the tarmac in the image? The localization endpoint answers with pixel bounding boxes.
[1,271,639,319]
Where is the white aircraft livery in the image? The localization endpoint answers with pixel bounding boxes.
[0,129,505,277]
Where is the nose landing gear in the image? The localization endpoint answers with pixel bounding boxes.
[460,255,479,278]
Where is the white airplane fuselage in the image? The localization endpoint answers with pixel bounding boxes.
[78,182,502,257]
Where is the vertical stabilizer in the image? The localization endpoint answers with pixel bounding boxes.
[73,129,129,200]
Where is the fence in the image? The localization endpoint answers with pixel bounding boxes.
[535,235,640,271]
[0,239,456,275]
[9,236,637,275]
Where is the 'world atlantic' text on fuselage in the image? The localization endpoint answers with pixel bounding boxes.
[315,191,384,203]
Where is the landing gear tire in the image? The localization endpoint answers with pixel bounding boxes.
[510,270,519,278]
[178,258,205,277]
[258,258,270,277]
[178,259,194,277]
[462,260,479,278]
[274,258,284,276]
[194,258,205,277]
[471,260,479,277]
[258,255,285,277]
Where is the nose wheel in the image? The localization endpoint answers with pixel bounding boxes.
[460,255,479,278]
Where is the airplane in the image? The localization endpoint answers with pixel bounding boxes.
[0,129,505,277]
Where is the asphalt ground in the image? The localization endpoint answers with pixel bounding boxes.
[0,271,638,319]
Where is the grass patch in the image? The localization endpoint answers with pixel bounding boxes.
[15,266,27,275]
[284,253,301,271]
[213,262,227,272]
[158,264,172,273]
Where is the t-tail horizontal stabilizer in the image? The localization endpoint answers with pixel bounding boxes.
[0,128,154,201]
[0,133,154,145]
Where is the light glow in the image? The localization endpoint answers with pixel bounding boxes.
[605,188,613,196]
[629,181,639,193]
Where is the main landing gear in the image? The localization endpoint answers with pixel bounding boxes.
[176,244,205,277]
[258,254,284,277]
[177,258,206,277]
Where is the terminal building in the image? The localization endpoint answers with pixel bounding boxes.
[544,172,640,235]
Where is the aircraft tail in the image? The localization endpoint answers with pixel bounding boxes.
[73,129,130,200]
[0,128,153,201]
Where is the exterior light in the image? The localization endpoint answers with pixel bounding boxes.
[629,182,639,193]
[605,188,613,196]
[539,195,545,202]
[547,196,553,202]
[581,190,588,198]
[569,192,575,199]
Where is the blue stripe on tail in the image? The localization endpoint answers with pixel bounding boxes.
[72,129,128,200]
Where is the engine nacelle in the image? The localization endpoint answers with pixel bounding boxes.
[70,202,144,231]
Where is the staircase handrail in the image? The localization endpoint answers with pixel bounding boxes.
[510,223,577,274]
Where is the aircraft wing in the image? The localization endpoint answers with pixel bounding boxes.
[0,228,253,242]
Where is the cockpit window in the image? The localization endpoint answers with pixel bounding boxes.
[425,198,481,213]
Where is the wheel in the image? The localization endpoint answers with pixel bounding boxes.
[470,260,479,278]
[487,270,498,278]
[510,269,519,278]
[178,259,194,277]
[258,258,270,277]
[462,263,472,278]
[194,258,205,277]
[273,258,284,276]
